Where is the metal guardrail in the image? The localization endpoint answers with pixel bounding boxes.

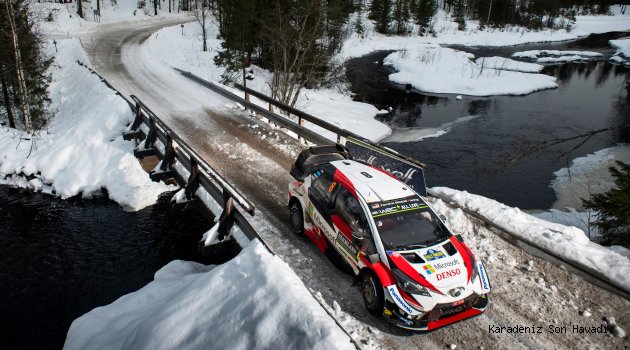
[173,69,427,169]
[75,60,272,253]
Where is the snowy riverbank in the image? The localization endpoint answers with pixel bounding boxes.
[0,38,174,211]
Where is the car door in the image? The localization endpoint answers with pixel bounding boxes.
[307,170,338,242]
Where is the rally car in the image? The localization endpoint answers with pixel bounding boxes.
[288,145,490,331]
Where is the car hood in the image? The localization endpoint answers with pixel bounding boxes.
[387,237,475,294]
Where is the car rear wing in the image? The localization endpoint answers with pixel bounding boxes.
[290,144,351,181]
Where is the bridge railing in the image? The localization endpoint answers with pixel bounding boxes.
[76,60,266,252]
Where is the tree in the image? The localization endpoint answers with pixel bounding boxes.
[411,0,437,35]
[392,0,411,35]
[0,0,52,132]
[582,161,630,248]
[193,0,211,51]
[453,0,466,30]
[369,0,391,34]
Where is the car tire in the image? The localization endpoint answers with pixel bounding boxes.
[362,271,384,315]
[289,201,304,236]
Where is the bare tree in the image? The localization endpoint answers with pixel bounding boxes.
[262,1,329,108]
[193,0,210,51]
[4,0,32,132]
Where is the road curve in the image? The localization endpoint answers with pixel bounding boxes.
[86,20,630,350]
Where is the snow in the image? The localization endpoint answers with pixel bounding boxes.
[64,241,354,350]
[474,56,544,73]
[383,45,558,96]
[430,187,630,292]
[339,7,630,60]
[143,23,390,141]
[32,0,188,37]
[609,38,630,66]
[0,39,175,211]
[549,144,630,210]
[512,50,603,64]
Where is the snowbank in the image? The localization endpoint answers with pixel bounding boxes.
[339,7,630,60]
[550,144,630,210]
[474,56,544,73]
[383,45,558,96]
[143,23,390,141]
[430,187,630,291]
[609,38,630,66]
[512,50,603,63]
[0,39,174,211]
[64,241,354,350]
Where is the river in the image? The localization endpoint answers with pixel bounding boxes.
[346,32,630,209]
[0,186,216,350]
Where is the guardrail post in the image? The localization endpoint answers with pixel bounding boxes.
[123,102,145,141]
[184,159,200,200]
[150,132,177,182]
[216,189,236,241]
[134,116,158,158]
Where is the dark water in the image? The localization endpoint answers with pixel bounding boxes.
[346,32,630,209]
[0,186,215,350]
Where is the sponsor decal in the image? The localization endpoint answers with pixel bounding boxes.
[387,250,400,258]
[436,268,461,281]
[370,196,428,218]
[307,202,315,216]
[387,285,414,315]
[452,299,464,306]
[423,249,445,261]
[346,137,427,196]
[430,259,460,270]
[371,203,380,209]
[423,264,435,275]
[328,181,337,193]
[336,232,359,261]
[478,262,490,291]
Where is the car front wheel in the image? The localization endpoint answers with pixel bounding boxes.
[289,201,304,236]
[362,271,384,315]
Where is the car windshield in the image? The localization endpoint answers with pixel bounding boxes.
[369,197,449,250]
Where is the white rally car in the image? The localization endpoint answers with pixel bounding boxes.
[288,145,490,331]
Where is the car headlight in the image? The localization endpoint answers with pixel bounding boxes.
[392,269,430,297]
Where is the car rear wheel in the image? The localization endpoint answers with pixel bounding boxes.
[362,271,384,315]
[289,201,304,236]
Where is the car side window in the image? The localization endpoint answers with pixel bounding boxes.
[334,187,368,232]
[310,172,336,207]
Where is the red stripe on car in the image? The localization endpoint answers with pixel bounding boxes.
[331,214,352,239]
[427,307,483,330]
[450,236,473,283]
[333,170,357,197]
[388,251,441,294]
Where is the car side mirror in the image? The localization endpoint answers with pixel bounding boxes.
[439,214,447,222]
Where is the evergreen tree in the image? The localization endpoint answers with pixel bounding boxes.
[452,0,466,30]
[582,161,630,248]
[411,0,437,35]
[369,0,391,34]
[392,0,412,35]
[0,0,52,131]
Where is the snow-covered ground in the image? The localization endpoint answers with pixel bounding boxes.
[383,45,558,96]
[32,0,187,37]
[141,23,391,141]
[4,3,629,349]
[609,37,630,66]
[512,49,604,63]
[0,39,174,211]
[64,241,354,350]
